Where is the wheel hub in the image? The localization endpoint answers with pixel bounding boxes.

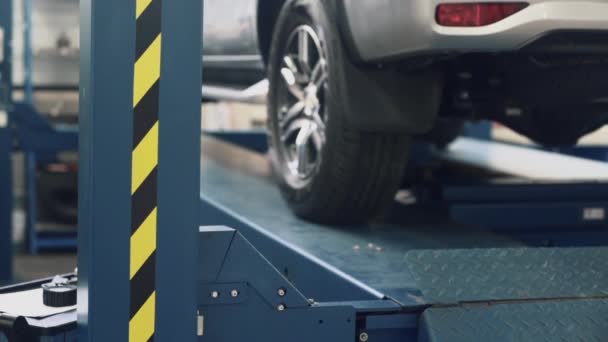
[275,25,329,189]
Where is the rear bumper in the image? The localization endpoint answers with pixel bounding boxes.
[340,0,608,61]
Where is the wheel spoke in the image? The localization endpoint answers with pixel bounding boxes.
[280,101,305,129]
[280,67,305,101]
[295,120,316,175]
[298,29,311,76]
[281,118,305,143]
[283,55,309,83]
[283,55,299,74]
[310,59,327,90]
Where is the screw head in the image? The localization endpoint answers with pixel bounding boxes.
[210,291,219,299]
[230,289,239,298]
[359,332,369,342]
[277,288,286,297]
[277,303,286,312]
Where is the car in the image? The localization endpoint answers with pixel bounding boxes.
[202,0,608,224]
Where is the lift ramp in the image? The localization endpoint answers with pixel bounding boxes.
[198,137,608,341]
[412,248,608,342]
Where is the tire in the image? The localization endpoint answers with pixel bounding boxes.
[267,0,411,224]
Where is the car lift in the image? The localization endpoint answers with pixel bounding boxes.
[2,0,608,341]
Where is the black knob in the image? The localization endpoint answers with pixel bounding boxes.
[42,283,77,307]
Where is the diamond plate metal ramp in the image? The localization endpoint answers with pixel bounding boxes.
[419,299,608,342]
[406,247,608,303]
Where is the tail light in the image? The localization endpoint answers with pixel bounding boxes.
[436,3,529,27]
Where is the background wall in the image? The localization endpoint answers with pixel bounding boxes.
[12,0,79,88]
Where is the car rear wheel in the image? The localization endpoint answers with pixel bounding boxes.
[267,0,411,224]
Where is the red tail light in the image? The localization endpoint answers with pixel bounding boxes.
[436,3,529,27]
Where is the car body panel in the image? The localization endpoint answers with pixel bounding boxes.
[341,0,608,61]
[202,0,261,70]
[204,0,608,67]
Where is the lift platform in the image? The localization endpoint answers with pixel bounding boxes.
[3,136,608,341]
[2,0,608,339]
[197,137,608,340]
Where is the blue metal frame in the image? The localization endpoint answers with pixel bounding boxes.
[6,0,80,254]
[0,0,14,283]
[77,0,202,339]
[197,226,422,342]
[12,102,79,253]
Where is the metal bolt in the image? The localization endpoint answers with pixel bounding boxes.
[230,289,239,298]
[359,332,369,342]
[210,291,219,299]
[277,303,286,312]
[277,288,286,297]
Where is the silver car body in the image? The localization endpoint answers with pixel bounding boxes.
[343,0,608,61]
[202,0,261,70]
[204,0,608,67]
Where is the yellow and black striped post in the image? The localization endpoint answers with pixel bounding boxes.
[78,0,202,340]
[129,0,162,341]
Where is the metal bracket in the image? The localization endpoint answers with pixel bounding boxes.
[198,226,310,310]
[198,226,358,342]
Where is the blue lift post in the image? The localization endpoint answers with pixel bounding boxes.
[0,0,13,283]
[77,0,201,340]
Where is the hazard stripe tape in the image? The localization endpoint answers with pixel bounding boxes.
[130,0,161,341]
